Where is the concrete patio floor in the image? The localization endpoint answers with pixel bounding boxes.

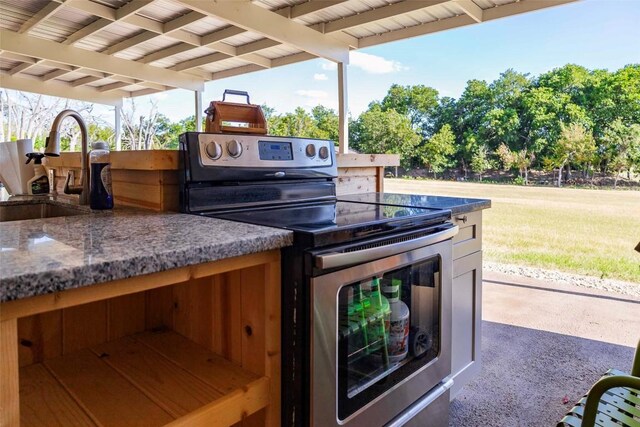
[449,270,640,426]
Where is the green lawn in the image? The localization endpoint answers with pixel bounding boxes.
[385,179,640,283]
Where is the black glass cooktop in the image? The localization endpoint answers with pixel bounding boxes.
[338,192,489,214]
[210,201,450,246]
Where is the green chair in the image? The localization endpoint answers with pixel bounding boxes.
[558,340,640,426]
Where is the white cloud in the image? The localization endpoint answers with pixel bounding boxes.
[350,51,406,74]
[295,89,330,107]
[319,53,406,75]
[314,73,329,81]
[321,61,337,71]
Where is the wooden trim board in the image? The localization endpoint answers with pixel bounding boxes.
[44,150,178,170]
[0,318,19,427]
[44,151,399,170]
[336,153,399,168]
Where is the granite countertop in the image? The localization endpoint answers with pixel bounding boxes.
[337,192,491,215]
[0,203,293,303]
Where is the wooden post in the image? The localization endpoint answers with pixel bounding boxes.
[0,318,19,427]
[195,90,203,132]
[338,62,348,154]
[115,105,122,151]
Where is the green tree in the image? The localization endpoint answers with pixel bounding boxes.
[485,70,530,152]
[602,119,640,187]
[310,105,339,141]
[268,107,320,138]
[420,124,456,178]
[350,104,420,168]
[381,84,439,130]
[452,79,493,175]
[496,143,533,184]
[553,123,596,187]
[470,145,493,182]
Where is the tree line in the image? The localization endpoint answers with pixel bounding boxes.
[347,64,640,187]
[264,64,640,187]
[2,63,638,187]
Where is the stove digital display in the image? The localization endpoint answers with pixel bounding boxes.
[258,141,293,160]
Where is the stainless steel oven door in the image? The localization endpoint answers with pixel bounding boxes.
[311,229,454,426]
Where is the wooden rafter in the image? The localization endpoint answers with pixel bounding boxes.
[0,0,582,107]
[322,0,449,33]
[455,0,484,23]
[358,0,577,48]
[19,0,69,33]
[62,0,275,69]
[0,72,125,106]
[174,0,350,63]
[0,30,204,91]
[63,0,155,45]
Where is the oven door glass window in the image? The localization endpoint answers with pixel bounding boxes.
[337,255,441,421]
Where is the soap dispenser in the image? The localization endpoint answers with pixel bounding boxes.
[25,153,50,195]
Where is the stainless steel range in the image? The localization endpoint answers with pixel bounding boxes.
[179,132,457,427]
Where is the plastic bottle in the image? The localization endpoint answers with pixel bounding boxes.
[383,279,410,364]
[89,141,113,210]
[366,277,390,357]
[25,153,49,195]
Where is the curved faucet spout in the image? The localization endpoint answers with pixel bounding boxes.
[46,109,90,205]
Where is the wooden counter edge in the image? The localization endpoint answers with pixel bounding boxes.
[0,250,280,321]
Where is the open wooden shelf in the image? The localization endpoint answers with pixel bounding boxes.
[20,329,269,427]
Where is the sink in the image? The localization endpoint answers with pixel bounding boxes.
[0,202,86,222]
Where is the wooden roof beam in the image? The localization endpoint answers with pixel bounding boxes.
[455,0,483,23]
[482,0,578,20]
[0,72,125,106]
[8,61,42,76]
[359,0,579,48]
[359,15,474,47]
[175,0,350,63]
[98,81,136,93]
[19,0,69,34]
[63,1,273,68]
[210,51,316,81]
[275,1,348,19]
[322,0,449,33]
[71,75,108,88]
[107,11,207,55]
[63,0,155,46]
[42,69,75,82]
[0,29,205,91]
[171,52,230,72]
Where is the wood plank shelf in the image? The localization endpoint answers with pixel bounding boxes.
[20,330,269,427]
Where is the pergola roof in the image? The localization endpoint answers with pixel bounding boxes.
[0,0,576,106]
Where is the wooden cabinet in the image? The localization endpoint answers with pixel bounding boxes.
[450,211,483,399]
[0,251,281,427]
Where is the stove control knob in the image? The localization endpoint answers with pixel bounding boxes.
[305,143,316,158]
[205,142,222,160]
[319,146,329,160]
[227,140,243,158]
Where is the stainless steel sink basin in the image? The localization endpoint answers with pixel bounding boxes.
[0,202,86,222]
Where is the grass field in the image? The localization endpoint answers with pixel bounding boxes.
[385,179,640,283]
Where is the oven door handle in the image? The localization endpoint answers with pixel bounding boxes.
[314,224,458,270]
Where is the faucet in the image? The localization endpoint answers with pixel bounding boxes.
[45,110,90,205]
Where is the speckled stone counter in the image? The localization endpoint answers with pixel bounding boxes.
[338,192,491,215]
[0,209,293,302]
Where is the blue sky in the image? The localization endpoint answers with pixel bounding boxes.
[118,0,640,122]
